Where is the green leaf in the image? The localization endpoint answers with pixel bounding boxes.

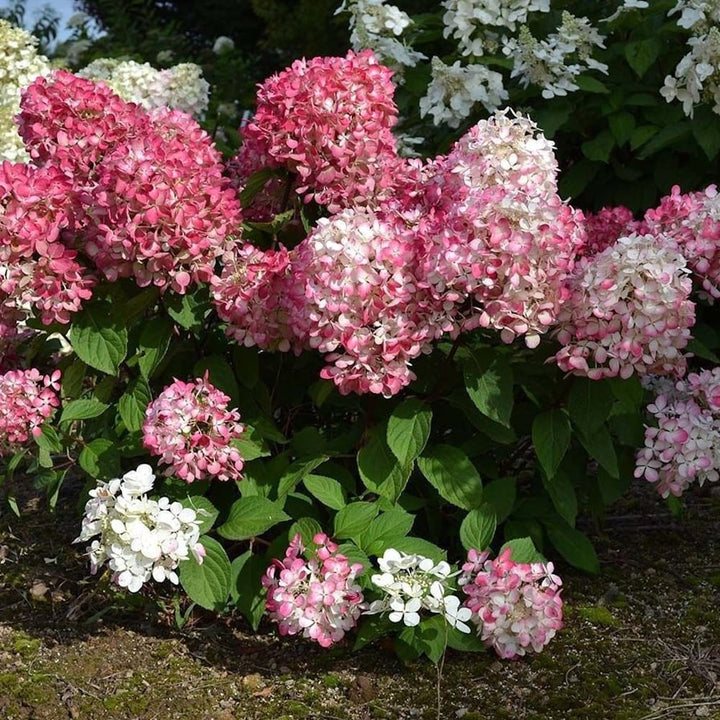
[624,38,661,78]
[233,346,259,389]
[597,465,631,506]
[165,288,210,330]
[578,425,619,478]
[568,377,615,435]
[183,495,219,535]
[217,497,290,540]
[608,111,636,147]
[230,434,271,462]
[137,317,173,379]
[230,551,267,630]
[532,409,571,479]
[693,107,720,160]
[398,616,447,664]
[544,521,599,573]
[68,303,127,375]
[303,474,347,511]
[687,336,720,363]
[417,445,483,510]
[483,477,516,523]
[61,360,86,399]
[33,425,62,454]
[353,615,394,650]
[575,75,610,93]
[193,355,239,405]
[581,131,615,163]
[542,467,578,527]
[239,167,276,207]
[446,626,485,653]
[357,425,412,504]
[277,457,327,499]
[78,438,121,479]
[179,536,231,611]
[608,375,644,414]
[288,517,323,547]
[117,376,151,433]
[386,398,431,465]
[638,123,691,159]
[630,125,659,151]
[558,160,600,199]
[463,349,514,427]
[390,536,446,563]
[333,502,380,541]
[498,536,543,564]
[459,504,497,552]
[357,509,414,556]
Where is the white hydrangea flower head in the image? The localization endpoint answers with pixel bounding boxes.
[602,0,649,23]
[213,35,235,53]
[75,464,206,592]
[77,59,210,119]
[420,57,508,127]
[669,0,720,32]
[441,0,550,57]
[337,0,425,77]
[0,19,52,162]
[365,549,471,632]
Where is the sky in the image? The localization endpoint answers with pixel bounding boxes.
[2,0,79,41]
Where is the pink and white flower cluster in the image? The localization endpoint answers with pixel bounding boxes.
[75,463,206,593]
[635,368,720,497]
[221,56,586,396]
[555,233,695,379]
[16,70,242,296]
[0,367,60,454]
[459,548,563,659]
[0,161,93,326]
[142,376,246,483]
[262,533,365,648]
[365,549,472,633]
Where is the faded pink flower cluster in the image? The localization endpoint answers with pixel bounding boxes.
[0,161,93,326]
[262,533,365,648]
[142,376,245,483]
[635,368,720,497]
[459,548,563,659]
[555,233,695,379]
[0,368,60,454]
[643,184,720,300]
[17,70,242,296]
[239,49,401,213]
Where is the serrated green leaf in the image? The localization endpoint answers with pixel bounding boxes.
[624,38,661,78]
[582,131,615,163]
[693,107,720,160]
[277,457,327,499]
[558,159,600,200]
[61,360,86,399]
[288,517,324,547]
[165,288,210,330]
[498,536,543,564]
[575,75,610,94]
[117,376,151,433]
[33,425,62,454]
[183,495,219,535]
[483,477,516,523]
[629,125,659,150]
[333,502,380,541]
[78,438,121,479]
[532,410,571,479]
[230,551,267,630]
[608,111,636,147]
[542,467,578,527]
[463,349,514,427]
[358,509,414,556]
[217,497,290,540]
[568,377,615,435]
[357,425,412,503]
[303,474,347,510]
[239,167,276,208]
[638,123,691,159]
[386,398,431,465]
[544,521,599,573]
[459,504,497,552]
[138,316,173,379]
[179,536,231,611]
[68,303,127,375]
[398,616,446,664]
[417,445,483,510]
[578,425,619,478]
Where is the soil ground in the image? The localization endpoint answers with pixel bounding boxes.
[0,478,718,720]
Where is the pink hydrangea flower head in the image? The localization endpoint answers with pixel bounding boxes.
[289,207,445,396]
[636,369,720,497]
[0,368,60,454]
[262,533,365,647]
[0,161,94,325]
[459,548,563,659]
[142,375,245,483]
[555,233,695,379]
[18,70,146,180]
[243,49,401,212]
[420,112,586,347]
[211,243,304,354]
[581,205,646,257]
[643,184,720,299]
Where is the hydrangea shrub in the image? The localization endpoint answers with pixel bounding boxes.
[2,12,720,664]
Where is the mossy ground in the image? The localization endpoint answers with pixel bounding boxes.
[0,480,718,720]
